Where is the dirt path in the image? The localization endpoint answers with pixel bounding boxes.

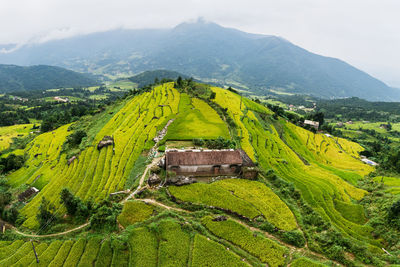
[122,156,161,203]
[12,222,89,238]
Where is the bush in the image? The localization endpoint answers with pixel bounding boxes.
[281,230,306,248]
[90,201,122,232]
[0,153,25,174]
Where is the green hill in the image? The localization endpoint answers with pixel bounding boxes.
[0,64,98,93]
[0,81,399,266]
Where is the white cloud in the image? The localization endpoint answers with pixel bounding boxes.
[0,0,399,86]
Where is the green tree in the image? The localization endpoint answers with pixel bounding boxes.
[37,197,58,230]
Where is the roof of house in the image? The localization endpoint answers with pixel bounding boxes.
[166,150,243,166]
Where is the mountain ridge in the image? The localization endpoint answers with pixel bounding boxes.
[0,20,398,101]
[0,64,98,93]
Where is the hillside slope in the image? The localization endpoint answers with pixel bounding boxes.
[3,82,398,266]
[0,64,98,93]
[0,21,397,100]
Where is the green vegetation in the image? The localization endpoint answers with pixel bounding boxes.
[117,200,154,227]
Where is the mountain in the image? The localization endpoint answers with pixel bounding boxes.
[0,64,98,93]
[0,20,398,101]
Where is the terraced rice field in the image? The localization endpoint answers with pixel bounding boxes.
[202,216,288,267]
[165,94,230,140]
[169,179,297,231]
[211,87,378,246]
[0,123,34,151]
[6,83,181,228]
[0,219,271,266]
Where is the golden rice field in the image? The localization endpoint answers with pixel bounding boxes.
[6,83,181,228]
[211,87,378,246]
[169,179,298,231]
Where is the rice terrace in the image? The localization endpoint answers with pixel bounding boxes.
[1,4,400,267]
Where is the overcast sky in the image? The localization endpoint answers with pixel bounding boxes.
[1,0,399,87]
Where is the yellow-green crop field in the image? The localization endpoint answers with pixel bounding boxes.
[0,123,34,151]
[202,215,288,267]
[211,87,378,247]
[6,83,180,228]
[169,179,297,231]
[165,95,230,140]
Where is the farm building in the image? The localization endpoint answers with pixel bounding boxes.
[165,149,257,179]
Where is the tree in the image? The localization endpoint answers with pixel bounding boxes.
[176,76,183,88]
[388,199,400,229]
[60,188,79,216]
[209,91,216,100]
[37,197,58,230]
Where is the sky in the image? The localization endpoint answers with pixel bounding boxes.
[0,0,399,87]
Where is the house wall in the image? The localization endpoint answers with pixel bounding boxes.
[167,164,241,176]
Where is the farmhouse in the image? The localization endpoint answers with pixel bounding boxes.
[165,149,257,179]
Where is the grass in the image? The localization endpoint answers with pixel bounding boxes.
[202,216,288,266]
[169,179,297,230]
[117,200,154,227]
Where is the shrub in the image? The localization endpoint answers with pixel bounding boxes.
[281,230,306,248]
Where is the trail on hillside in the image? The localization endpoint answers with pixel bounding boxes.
[11,222,89,238]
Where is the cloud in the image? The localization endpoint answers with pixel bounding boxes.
[0,0,399,86]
